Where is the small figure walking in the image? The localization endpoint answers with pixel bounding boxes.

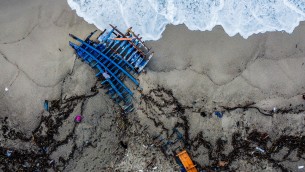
[74,115,83,123]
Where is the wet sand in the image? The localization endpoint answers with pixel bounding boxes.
[0,0,305,171]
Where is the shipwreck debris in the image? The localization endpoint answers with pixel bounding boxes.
[214,111,223,118]
[44,100,49,111]
[176,150,198,172]
[69,25,153,114]
[255,147,265,153]
[6,150,13,157]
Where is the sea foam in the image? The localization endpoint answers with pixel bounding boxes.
[67,0,305,40]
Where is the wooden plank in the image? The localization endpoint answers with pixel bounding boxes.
[177,150,198,172]
[111,37,133,41]
[109,24,147,59]
[127,27,146,45]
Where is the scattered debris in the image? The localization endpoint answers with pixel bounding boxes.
[176,150,198,172]
[6,150,13,157]
[214,111,223,118]
[273,107,277,113]
[49,160,55,166]
[2,84,305,171]
[44,100,49,111]
[218,161,228,167]
[0,90,99,171]
[74,115,83,123]
[255,147,265,153]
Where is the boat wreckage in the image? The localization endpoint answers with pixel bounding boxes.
[69,25,153,113]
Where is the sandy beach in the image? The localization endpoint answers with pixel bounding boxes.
[0,0,305,171]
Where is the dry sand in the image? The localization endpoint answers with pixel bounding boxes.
[0,0,305,171]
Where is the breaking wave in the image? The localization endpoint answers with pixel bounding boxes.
[67,0,305,40]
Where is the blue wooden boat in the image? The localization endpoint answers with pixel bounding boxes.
[69,25,153,113]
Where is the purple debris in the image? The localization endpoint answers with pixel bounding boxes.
[75,115,83,123]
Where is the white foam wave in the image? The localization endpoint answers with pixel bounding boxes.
[67,0,305,40]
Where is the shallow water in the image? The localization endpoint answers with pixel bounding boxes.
[68,0,305,40]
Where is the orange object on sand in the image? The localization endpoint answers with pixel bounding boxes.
[111,37,133,41]
[176,150,198,172]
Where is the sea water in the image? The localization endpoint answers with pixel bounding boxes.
[67,0,305,40]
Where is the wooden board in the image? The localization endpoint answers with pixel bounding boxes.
[176,150,198,172]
